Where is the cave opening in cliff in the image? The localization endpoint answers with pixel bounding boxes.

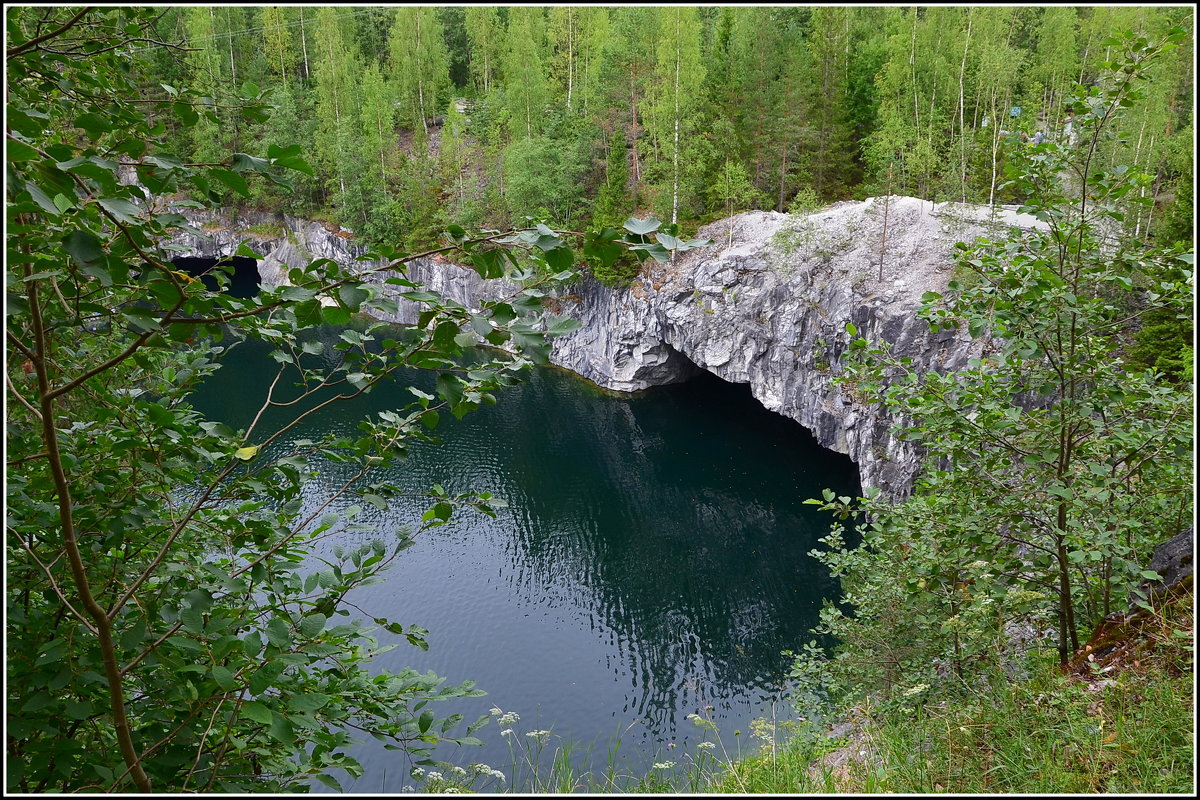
[171,256,260,298]
[662,346,863,498]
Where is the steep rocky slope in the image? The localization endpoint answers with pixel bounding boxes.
[165,198,1043,498]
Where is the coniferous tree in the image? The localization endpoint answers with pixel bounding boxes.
[592,129,632,228]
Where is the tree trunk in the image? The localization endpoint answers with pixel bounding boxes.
[566,7,574,112]
[958,12,972,203]
[300,8,309,81]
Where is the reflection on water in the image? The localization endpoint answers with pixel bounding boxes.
[187,323,860,790]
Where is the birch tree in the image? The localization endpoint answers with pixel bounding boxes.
[643,6,705,224]
[312,6,359,206]
[503,7,548,140]
[465,6,502,94]
[389,7,451,136]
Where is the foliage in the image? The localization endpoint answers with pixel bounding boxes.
[591,129,632,230]
[792,30,1193,719]
[127,7,1194,248]
[4,8,708,792]
[709,159,761,246]
[727,611,1193,794]
[503,134,590,228]
[787,187,822,216]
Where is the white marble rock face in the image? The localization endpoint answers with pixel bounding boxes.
[167,198,1041,499]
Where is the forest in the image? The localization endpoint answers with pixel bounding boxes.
[147,6,1194,265]
[5,5,1195,794]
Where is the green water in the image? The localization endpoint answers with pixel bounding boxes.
[187,322,860,790]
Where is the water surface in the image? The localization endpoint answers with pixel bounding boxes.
[188,323,860,790]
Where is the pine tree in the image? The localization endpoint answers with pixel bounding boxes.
[595,8,655,205]
[592,129,632,228]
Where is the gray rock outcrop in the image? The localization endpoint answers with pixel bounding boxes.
[164,198,1044,499]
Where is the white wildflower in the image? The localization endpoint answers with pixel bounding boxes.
[489,707,503,716]
[652,761,676,770]
[524,729,551,742]
[697,741,716,750]
[497,711,520,726]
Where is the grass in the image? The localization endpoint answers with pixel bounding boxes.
[406,592,1192,794]
[706,588,1194,794]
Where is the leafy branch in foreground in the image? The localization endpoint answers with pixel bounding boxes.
[792,28,1193,712]
[5,6,705,793]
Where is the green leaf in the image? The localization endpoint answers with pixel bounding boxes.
[97,197,141,226]
[322,305,351,326]
[630,243,671,263]
[7,139,41,162]
[211,666,238,692]
[546,316,581,336]
[623,216,661,235]
[418,709,434,733]
[544,247,574,271]
[288,693,331,713]
[209,168,249,198]
[231,152,271,173]
[63,230,103,266]
[314,774,342,791]
[267,143,314,176]
[470,249,505,279]
[422,502,453,523]
[265,617,291,649]
[174,101,199,126]
[338,284,369,311]
[299,613,327,638]
[268,712,295,745]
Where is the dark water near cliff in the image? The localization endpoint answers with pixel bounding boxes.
[187,321,860,791]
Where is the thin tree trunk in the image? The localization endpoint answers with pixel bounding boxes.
[778,146,788,212]
[226,8,236,84]
[300,8,309,82]
[910,8,920,136]
[26,262,153,793]
[630,78,640,208]
[566,7,574,112]
[958,12,972,203]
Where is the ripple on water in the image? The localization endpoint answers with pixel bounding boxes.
[186,327,860,787]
